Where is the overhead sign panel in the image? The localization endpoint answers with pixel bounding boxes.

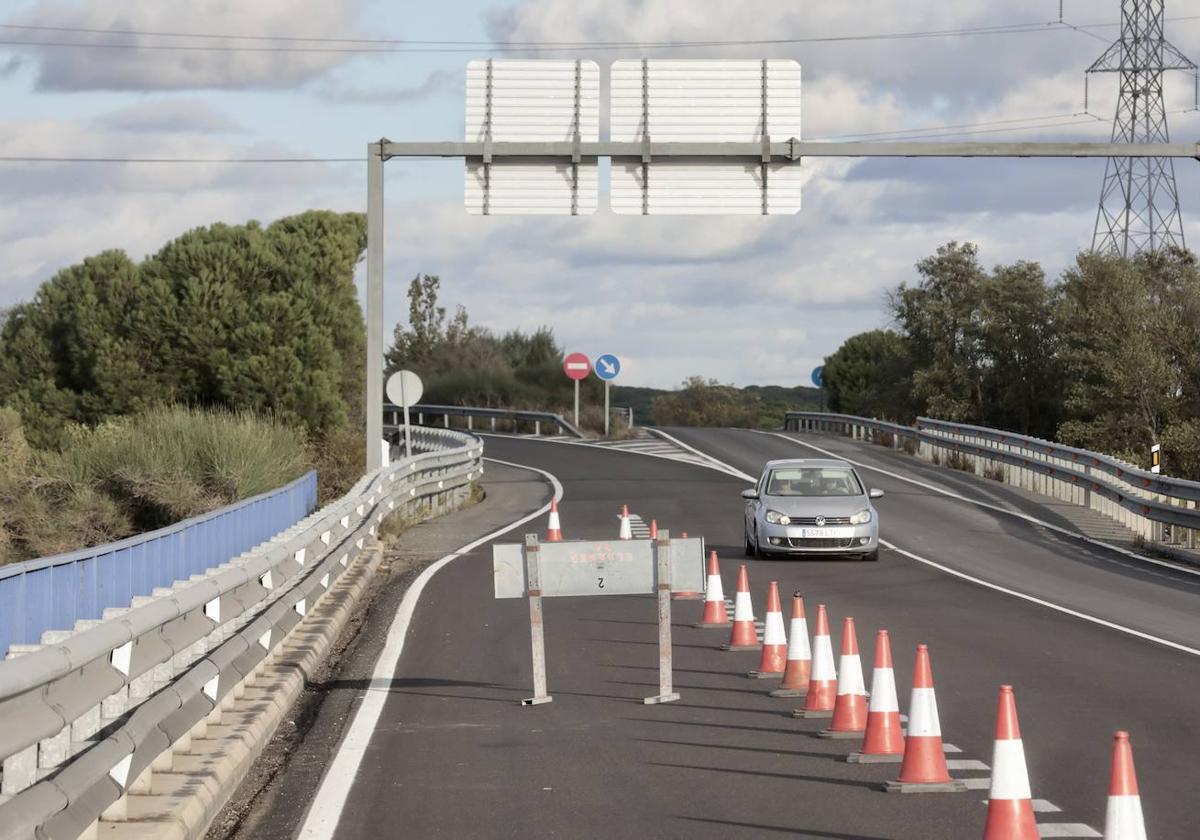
[610,59,803,215]
[465,59,600,215]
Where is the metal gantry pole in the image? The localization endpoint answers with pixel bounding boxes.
[365,141,386,472]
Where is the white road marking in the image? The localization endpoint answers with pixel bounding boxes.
[647,428,759,482]
[962,777,992,790]
[946,759,990,770]
[296,458,564,840]
[763,431,1200,583]
[1036,825,1101,838]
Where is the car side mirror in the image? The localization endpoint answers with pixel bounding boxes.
[868,488,885,499]
[741,489,759,500]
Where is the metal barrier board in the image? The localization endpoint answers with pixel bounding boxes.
[493,537,705,599]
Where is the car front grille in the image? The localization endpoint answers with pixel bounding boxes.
[785,538,858,549]
[787,516,852,526]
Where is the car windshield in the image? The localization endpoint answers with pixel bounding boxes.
[766,467,863,497]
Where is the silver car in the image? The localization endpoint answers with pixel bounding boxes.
[742,458,883,561]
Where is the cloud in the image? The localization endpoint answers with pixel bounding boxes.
[94,99,244,133]
[314,68,456,104]
[5,0,368,91]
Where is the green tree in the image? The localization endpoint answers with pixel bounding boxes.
[650,377,761,427]
[823,330,915,422]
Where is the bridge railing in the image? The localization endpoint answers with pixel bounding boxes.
[0,472,318,662]
[0,427,483,838]
[784,411,1200,551]
[386,402,584,438]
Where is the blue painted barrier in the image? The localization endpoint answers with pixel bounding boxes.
[0,471,318,658]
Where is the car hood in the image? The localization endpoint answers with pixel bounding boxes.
[761,495,870,516]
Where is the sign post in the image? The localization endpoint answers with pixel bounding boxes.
[494,533,705,706]
[563,352,591,427]
[594,353,621,437]
[385,370,424,460]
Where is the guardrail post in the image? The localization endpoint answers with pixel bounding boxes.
[443,414,450,429]
[2,647,38,796]
[467,415,473,431]
[535,420,541,436]
[491,417,496,431]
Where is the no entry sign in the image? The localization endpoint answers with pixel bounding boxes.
[563,352,591,381]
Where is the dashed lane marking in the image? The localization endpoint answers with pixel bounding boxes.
[296,459,565,840]
[1036,825,1102,838]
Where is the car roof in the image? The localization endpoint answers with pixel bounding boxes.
[763,458,853,471]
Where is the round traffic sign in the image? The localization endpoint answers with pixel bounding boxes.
[386,370,424,407]
[811,366,825,388]
[594,354,621,382]
[563,352,591,381]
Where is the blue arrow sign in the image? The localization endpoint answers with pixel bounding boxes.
[811,366,825,388]
[594,354,621,381]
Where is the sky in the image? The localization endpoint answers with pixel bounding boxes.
[2,1,1200,389]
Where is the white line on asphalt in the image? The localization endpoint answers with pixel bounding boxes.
[763,431,1200,583]
[646,428,759,482]
[296,458,564,840]
[684,433,1200,659]
[1036,825,1102,838]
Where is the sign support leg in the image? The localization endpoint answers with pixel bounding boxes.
[644,530,680,705]
[522,535,553,706]
[403,403,413,459]
[604,382,610,437]
[574,380,580,429]
[365,141,386,472]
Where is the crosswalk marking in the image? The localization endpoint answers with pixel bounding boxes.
[1036,825,1101,838]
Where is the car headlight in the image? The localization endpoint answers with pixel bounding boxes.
[849,509,872,525]
[765,510,791,525]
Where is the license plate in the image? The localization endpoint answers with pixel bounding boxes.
[801,528,854,539]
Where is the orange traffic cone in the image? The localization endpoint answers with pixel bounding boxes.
[1104,731,1147,840]
[819,617,868,738]
[983,686,1038,838]
[694,551,730,628]
[884,645,965,792]
[849,630,904,763]
[618,505,632,540]
[770,593,810,698]
[545,499,563,542]
[749,582,787,678]
[794,604,837,718]
[721,564,759,651]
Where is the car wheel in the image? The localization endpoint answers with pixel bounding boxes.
[862,549,880,562]
[744,532,755,557]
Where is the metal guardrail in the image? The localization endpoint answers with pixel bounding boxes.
[784,411,1200,544]
[0,426,483,839]
[0,472,318,661]
[386,402,584,438]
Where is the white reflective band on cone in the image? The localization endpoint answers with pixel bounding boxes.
[787,620,811,659]
[810,636,837,680]
[1105,796,1147,840]
[988,739,1032,800]
[734,591,754,620]
[706,574,724,601]
[763,612,787,645]
[868,668,899,712]
[907,687,942,736]
[837,655,866,695]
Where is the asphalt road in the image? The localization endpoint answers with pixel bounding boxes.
[275,432,1198,839]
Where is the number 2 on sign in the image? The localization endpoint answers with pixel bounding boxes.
[597,577,605,589]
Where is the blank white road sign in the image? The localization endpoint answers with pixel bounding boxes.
[465,59,600,215]
[610,59,803,215]
[493,538,706,599]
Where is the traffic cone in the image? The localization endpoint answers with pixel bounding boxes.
[650,519,658,540]
[794,604,837,718]
[673,530,703,601]
[618,505,632,540]
[721,564,759,651]
[1104,731,1147,840]
[884,645,965,792]
[819,617,868,738]
[545,499,563,542]
[694,551,730,628]
[749,582,787,678]
[849,630,904,763]
[983,686,1038,838]
[770,593,811,698]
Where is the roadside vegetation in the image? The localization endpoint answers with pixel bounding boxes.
[823,243,1200,478]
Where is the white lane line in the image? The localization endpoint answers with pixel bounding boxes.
[684,433,1200,659]
[962,777,991,790]
[296,458,564,840]
[1037,825,1102,838]
[946,759,990,771]
[646,428,759,482]
[763,431,1200,583]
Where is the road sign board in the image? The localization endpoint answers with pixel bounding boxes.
[563,352,591,381]
[493,537,705,599]
[610,59,802,215]
[594,354,621,381]
[465,59,600,215]
[812,366,824,388]
[385,370,424,407]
